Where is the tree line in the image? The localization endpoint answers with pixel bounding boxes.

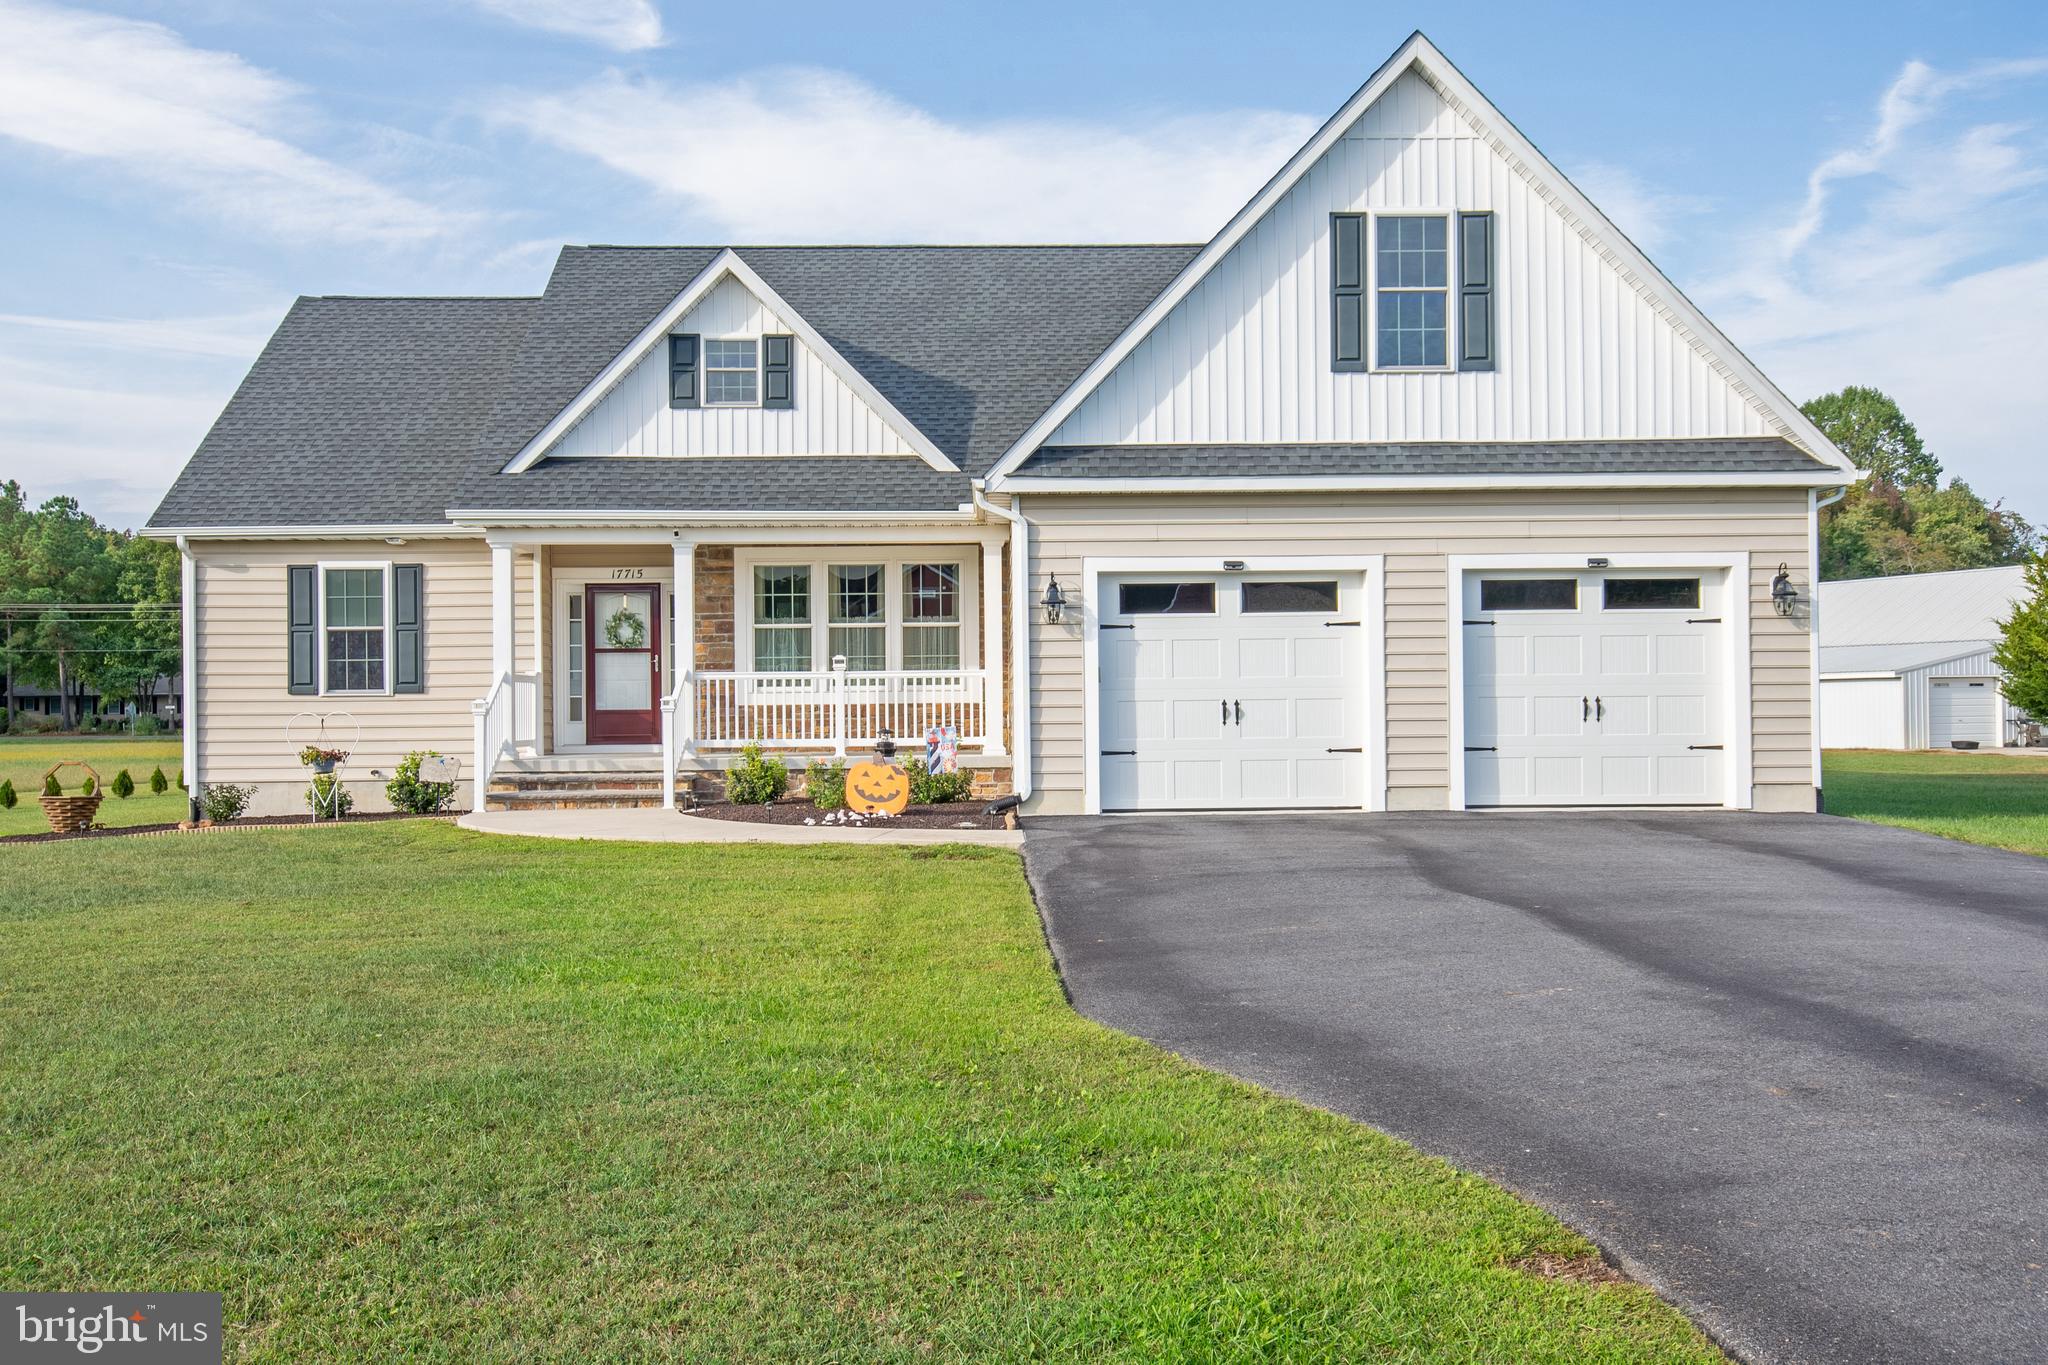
[1,481,181,731]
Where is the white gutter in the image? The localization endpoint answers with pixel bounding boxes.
[971,482,1032,803]
[998,471,1855,495]
[1811,485,1848,810]
[177,535,198,821]
[443,509,979,527]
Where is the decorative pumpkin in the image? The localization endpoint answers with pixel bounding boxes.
[845,760,910,815]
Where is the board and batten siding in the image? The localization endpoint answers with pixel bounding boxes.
[190,538,528,814]
[549,275,916,459]
[1022,488,1815,814]
[1047,69,1783,449]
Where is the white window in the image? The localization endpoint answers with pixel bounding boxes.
[1375,215,1448,369]
[740,553,973,675]
[321,564,390,694]
[703,338,760,406]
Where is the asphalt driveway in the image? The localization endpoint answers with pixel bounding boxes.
[1024,812,2048,1365]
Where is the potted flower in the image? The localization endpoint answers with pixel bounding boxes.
[38,761,104,836]
[299,745,349,775]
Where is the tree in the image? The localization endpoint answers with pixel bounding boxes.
[1994,556,2048,721]
[1802,387,2039,580]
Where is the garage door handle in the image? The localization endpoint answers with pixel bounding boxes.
[1687,744,1723,751]
[1221,699,1229,724]
[1325,620,1361,628]
[1595,696,1605,721]
[1100,623,1134,631]
[1686,617,1721,624]
[1326,746,1362,753]
[1465,746,1497,752]
[1101,749,1135,756]
[1234,700,1243,725]
[1583,696,1590,721]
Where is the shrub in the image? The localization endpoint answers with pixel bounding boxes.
[149,767,169,795]
[42,772,62,797]
[133,713,161,736]
[803,759,848,810]
[81,773,97,796]
[305,774,354,817]
[111,769,135,799]
[387,750,457,815]
[0,779,14,809]
[200,783,254,822]
[724,743,789,805]
[906,757,975,805]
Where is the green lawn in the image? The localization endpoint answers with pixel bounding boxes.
[0,824,1722,1362]
[1825,748,2048,857]
[0,734,186,836]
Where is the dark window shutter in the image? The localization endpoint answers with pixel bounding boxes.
[669,333,700,408]
[1331,213,1366,372]
[393,564,424,694]
[1458,212,1496,372]
[288,565,318,695]
[762,334,794,408]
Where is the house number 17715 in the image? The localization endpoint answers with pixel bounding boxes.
[608,568,646,580]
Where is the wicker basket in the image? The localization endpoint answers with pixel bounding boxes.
[38,760,104,836]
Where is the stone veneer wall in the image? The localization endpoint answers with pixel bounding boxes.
[693,545,735,672]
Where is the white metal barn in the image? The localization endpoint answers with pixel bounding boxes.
[1818,566,2029,750]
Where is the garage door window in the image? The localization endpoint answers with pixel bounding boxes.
[1242,581,1340,614]
[1118,582,1216,615]
[1479,578,1577,611]
[1603,578,1700,610]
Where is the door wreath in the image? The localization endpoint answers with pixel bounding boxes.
[603,604,646,649]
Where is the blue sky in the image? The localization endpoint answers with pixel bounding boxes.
[3,0,2046,529]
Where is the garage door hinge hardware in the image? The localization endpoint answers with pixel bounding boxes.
[1686,617,1722,624]
[1325,620,1361,628]
[1100,749,1136,756]
[1687,744,1724,751]
[1326,746,1363,753]
[1463,619,1495,626]
[1100,623,1134,631]
[1465,746,1497,752]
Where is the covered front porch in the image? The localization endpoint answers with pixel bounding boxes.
[468,526,1011,809]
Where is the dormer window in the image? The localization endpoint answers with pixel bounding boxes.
[703,338,760,406]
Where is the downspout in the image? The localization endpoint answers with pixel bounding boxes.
[177,535,199,823]
[970,482,1032,802]
[1809,486,1847,812]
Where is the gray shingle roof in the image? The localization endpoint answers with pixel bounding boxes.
[1008,438,1834,480]
[149,297,539,528]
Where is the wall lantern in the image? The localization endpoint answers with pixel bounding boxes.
[1771,563,1798,617]
[1041,575,1068,625]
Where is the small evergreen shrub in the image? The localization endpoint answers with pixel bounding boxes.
[42,772,62,798]
[149,767,169,795]
[80,774,97,796]
[905,757,975,805]
[724,743,789,805]
[0,779,15,809]
[200,783,254,822]
[111,769,135,799]
[387,750,457,815]
[305,774,353,816]
[133,713,162,736]
[804,759,848,810]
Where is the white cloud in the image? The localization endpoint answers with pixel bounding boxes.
[0,308,278,360]
[494,68,1316,242]
[1568,159,1711,255]
[1689,58,2048,517]
[0,0,469,244]
[466,0,662,50]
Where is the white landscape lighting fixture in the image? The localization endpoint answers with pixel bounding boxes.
[1041,575,1068,625]
[1771,563,1798,617]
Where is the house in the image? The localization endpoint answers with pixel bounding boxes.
[146,32,1858,818]
[1818,565,2031,750]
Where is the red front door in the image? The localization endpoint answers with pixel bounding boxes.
[585,585,662,744]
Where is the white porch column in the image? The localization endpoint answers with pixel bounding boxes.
[980,535,1006,755]
[178,536,198,817]
[490,540,516,681]
[664,538,696,809]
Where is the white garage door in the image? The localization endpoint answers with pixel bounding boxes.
[1463,570,1726,806]
[1099,574,1365,810]
[1929,678,1998,747]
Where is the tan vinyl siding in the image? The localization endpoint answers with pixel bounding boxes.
[1023,488,1814,814]
[191,538,498,814]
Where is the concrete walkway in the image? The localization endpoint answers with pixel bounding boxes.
[458,807,1022,848]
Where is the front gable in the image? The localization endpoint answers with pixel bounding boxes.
[990,34,1855,484]
[503,250,955,473]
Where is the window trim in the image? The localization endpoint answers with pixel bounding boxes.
[736,547,978,677]
[1601,577,1703,611]
[1240,578,1342,615]
[1477,577,1580,613]
[1369,210,1457,374]
[701,335,762,408]
[315,560,394,696]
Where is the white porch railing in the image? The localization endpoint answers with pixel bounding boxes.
[468,670,539,809]
[681,663,991,759]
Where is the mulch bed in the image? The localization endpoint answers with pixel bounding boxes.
[688,798,1011,832]
[0,813,451,845]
